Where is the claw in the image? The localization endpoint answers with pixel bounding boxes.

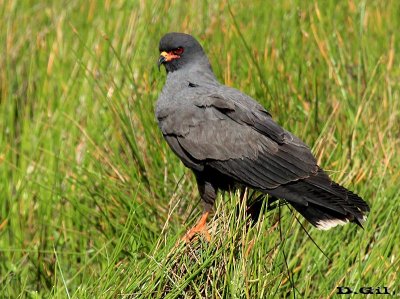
[180,211,211,243]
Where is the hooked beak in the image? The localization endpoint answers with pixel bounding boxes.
[158,52,168,70]
[157,51,181,70]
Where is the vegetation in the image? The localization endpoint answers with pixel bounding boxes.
[1,0,399,297]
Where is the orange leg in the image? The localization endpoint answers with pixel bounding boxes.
[182,211,211,242]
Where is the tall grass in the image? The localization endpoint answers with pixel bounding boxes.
[0,0,399,298]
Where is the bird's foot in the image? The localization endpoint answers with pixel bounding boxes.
[181,211,211,243]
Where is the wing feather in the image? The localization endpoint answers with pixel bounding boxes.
[157,86,318,189]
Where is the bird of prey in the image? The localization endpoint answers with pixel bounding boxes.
[156,32,369,241]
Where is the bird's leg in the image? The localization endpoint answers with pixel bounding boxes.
[182,210,211,242]
[179,175,215,243]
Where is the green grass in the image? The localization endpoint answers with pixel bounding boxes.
[1,0,399,298]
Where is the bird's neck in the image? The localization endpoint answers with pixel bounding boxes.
[166,59,218,88]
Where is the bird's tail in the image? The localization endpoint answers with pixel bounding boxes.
[268,168,370,230]
[290,185,368,230]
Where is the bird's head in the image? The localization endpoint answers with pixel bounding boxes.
[158,32,207,73]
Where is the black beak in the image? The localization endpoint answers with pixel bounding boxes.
[158,55,167,71]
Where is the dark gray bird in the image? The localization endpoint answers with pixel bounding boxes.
[156,32,369,241]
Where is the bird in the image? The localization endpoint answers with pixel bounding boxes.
[155,32,369,241]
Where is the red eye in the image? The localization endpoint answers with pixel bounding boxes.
[173,47,184,55]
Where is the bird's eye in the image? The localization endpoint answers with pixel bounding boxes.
[173,47,184,55]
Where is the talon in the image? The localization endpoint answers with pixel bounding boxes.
[181,211,211,243]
